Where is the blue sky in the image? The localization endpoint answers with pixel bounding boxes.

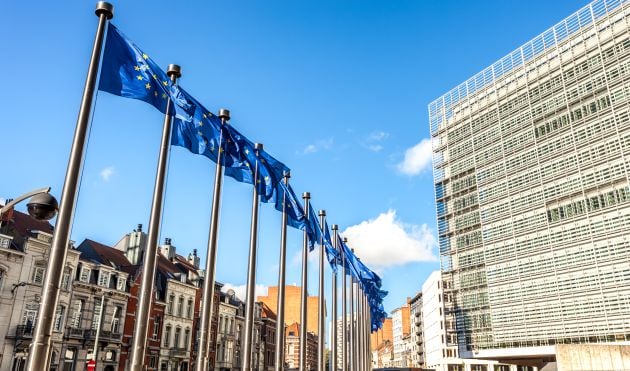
[1,0,586,318]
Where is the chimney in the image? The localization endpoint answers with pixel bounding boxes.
[188,248,200,269]
[137,224,143,232]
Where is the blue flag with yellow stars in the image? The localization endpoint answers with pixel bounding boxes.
[171,88,244,168]
[224,127,290,203]
[99,24,185,115]
[275,182,307,231]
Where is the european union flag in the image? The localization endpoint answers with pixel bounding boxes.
[99,24,179,114]
[275,182,307,230]
[225,128,290,203]
[171,88,243,168]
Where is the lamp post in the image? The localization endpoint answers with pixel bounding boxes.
[0,188,58,222]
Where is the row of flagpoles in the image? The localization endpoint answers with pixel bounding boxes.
[26,3,387,370]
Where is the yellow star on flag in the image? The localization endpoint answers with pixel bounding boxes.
[145,83,151,89]
[134,66,140,71]
[136,75,143,81]
[163,81,169,86]
[142,53,149,60]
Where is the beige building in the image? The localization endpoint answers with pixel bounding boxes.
[0,211,80,371]
[391,303,410,367]
[284,322,317,370]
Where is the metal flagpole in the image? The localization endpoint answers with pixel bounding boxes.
[129,63,181,371]
[341,237,348,371]
[27,3,113,369]
[196,108,230,371]
[299,192,310,371]
[317,210,326,371]
[330,225,339,371]
[349,248,355,371]
[274,172,290,371]
[92,293,106,362]
[242,143,263,371]
[357,285,363,371]
[363,296,372,370]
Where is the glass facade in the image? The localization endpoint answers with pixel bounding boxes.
[429,0,630,355]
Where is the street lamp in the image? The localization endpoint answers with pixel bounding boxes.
[0,187,58,222]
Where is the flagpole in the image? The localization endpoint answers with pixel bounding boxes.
[348,247,355,371]
[363,296,372,370]
[317,210,326,371]
[242,143,263,371]
[341,237,348,371]
[357,285,363,371]
[330,224,339,371]
[27,3,113,369]
[129,63,181,371]
[196,109,231,371]
[299,192,310,371]
[274,172,290,371]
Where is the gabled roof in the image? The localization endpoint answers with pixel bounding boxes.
[77,239,132,270]
[0,210,54,251]
[259,302,277,320]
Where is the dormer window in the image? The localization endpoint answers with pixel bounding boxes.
[79,267,91,283]
[117,277,126,291]
[98,271,110,287]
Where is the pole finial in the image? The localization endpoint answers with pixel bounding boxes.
[331,224,338,230]
[318,210,326,217]
[255,143,264,150]
[283,170,291,179]
[302,192,310,199]
[343,237,348,243]
[167,64,182,78]
[95,2,114,19]
[219,108,230,121]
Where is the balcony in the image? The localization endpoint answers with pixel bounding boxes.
[83,329,122,343]
[64,327,122,343]
[169,347,188,358]
[65,327,84,339]
[15,325,34,339]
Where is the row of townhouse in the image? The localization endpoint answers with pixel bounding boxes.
[0,211,276,371]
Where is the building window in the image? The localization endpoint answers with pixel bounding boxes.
[177,296,184,317]
[167,294,174,314]
[53,305,65,332]
[70,299,83,328]
[0,269,4,293]
[61,268,72,291]
[187,298,193,319]
[79,267,91,283]
[0,237,9,248]
[91,298,102,330]
[98,271,110,287]
[152,316,161,340]
[149,356,157,368]
[117,277,126,291]
[111,305,122,333]
[184,327,191,350]
[21,302,39,328]
[164,325,171,347]
[31,263,45,285]
[174,327,181,349]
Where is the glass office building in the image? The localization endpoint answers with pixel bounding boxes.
[429,0,630,359]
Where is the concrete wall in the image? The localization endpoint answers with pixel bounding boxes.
[556,344,630,371]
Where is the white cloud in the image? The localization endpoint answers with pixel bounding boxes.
[99,166,115,181]
[341,210,436,269]
[221,283,269,302]
[363,131,389,152]
[299,137,334,155]
[397,138,432,176]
